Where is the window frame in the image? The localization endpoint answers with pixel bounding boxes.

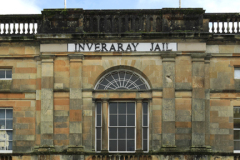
[95,102,102,152]
[0,69,12,80]
[108,100,136,153]
[0,108,13,153]
[142,102,149,152]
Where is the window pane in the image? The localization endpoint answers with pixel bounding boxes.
[0,70,4,78]
[101,79,108,86]
[235,141,240,150]
[0,110,5,119]
[6,70,12,79]
[118,128,126,139]
[119,71,125,79]
[235,69,240,79]
[135,79,142,86]
[109,140,117,151]
[110,115,117,126]
[234,119,240,128]
[97,140,101,151]
[143,115,148,126]
[143,128,148,139]
[127,115,135,126]
[7,141,12,150]
[118,115,126,126]
[139,84,147,90]
[97,84,105,89]
[127,140,135,151]
[109,128,117,139]
[97,103,101,114]
[0,141,5,150]
[143,102,148,114]
[143,140,148,151]
[6,120,12,129]
[118,140,126,151]
[127,103,135,114]
[109,103,117,114]
[97,115,101,126]
[6,131,12,141]
[235,130,240,140]
[96,128,101,139]
[118,102,126,114]
[127,128,135,139]
[6,109,12,119]
[0,120,5,129]
[125,73,132,80]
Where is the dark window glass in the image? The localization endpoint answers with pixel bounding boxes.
[105,75,114,82]
[143,115,148,126]
[6,70,12,78]
[6,120,12,129]
[143,128,148,139]
[8,141,12,150]
[127,103,135,114]
[139,84,147,90]
[119,71,125,79]
[118,102,126,114]
[118,128,126,139]
[125,73,132,80]
[98,84,105,90]
[127,140,134,151]
[143,140,147,151]
[112,73,119,80]
[97,140,101,151]
[96,128,101,139]
[109,103,117,114]
[235,141,240,150]
[109,128,117,139]
[127,128,134,139]
[118,115,126,126]
[109,140,117,151]
[118,140,126,151]
[135,79,142,86]
[101,79,108,86]
[6,109,12,118]
[110,115,117,126]
[234,119,240,128]
[97,115,101,126]
[143,103,148,114]
[0,110,5,119]
[127,115,135,126]
[0,120,5,129]
[97,103,101,114]
[0,70,5,78]
[6,131,12,140]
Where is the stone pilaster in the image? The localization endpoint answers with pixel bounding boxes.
[40,55,55,146]
[68,54,84,151]
[191,53,208,151]
[101,98,108,152]
[161,53,176,150]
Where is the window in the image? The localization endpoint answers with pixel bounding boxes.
[0,69,12,80]
[95,102,148,152]
[95,70,150,90]
[0,109,13,153]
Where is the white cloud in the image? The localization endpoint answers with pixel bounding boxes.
[0,0,41,14]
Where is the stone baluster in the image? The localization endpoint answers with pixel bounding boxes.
[13,21,16,34]
[211,21,214,33]
[8,22,11,34]
[32,20,35,34]
[232,18,235,33]
[222,21,225,33]
[27,21,30,34]
[23,22,25,34]
[217,20,220,33]
[227,18,230,33]
[237,18,240,33]
[18,22,20,34]
[0,21,1,34]
[3,21,6,34]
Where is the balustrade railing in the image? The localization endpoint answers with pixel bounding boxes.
[204,13,240,34]
[0,15,41,35]
[0,155,12,160]
[91,154,151,160]
[0,12,240,35]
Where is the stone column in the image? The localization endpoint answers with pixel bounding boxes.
[191,54,207,151]
[136,98,143,151]
[40,55,55,147]
[161,53,176,150]
[102,98,108,152]
[68,54,84,152]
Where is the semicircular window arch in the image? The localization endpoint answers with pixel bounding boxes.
[95,70,150,90]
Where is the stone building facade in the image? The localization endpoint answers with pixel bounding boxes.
[0,8,239,160]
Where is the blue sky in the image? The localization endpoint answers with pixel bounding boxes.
[1,0,240,14]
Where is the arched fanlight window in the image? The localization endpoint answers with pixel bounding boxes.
[95,70,150,90]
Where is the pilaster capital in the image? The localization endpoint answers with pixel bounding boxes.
[101,98,109,103]
[136,98,143,103]
[68,54,84,60]
[160,53,177,61]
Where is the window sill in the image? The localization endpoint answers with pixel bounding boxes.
[0,150,12,153]
[234,150,240,153]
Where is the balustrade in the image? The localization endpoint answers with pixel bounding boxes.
[0,155,12,160]
[0,15,40,35]
[92,154,151,160]
[204,13,240,34]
